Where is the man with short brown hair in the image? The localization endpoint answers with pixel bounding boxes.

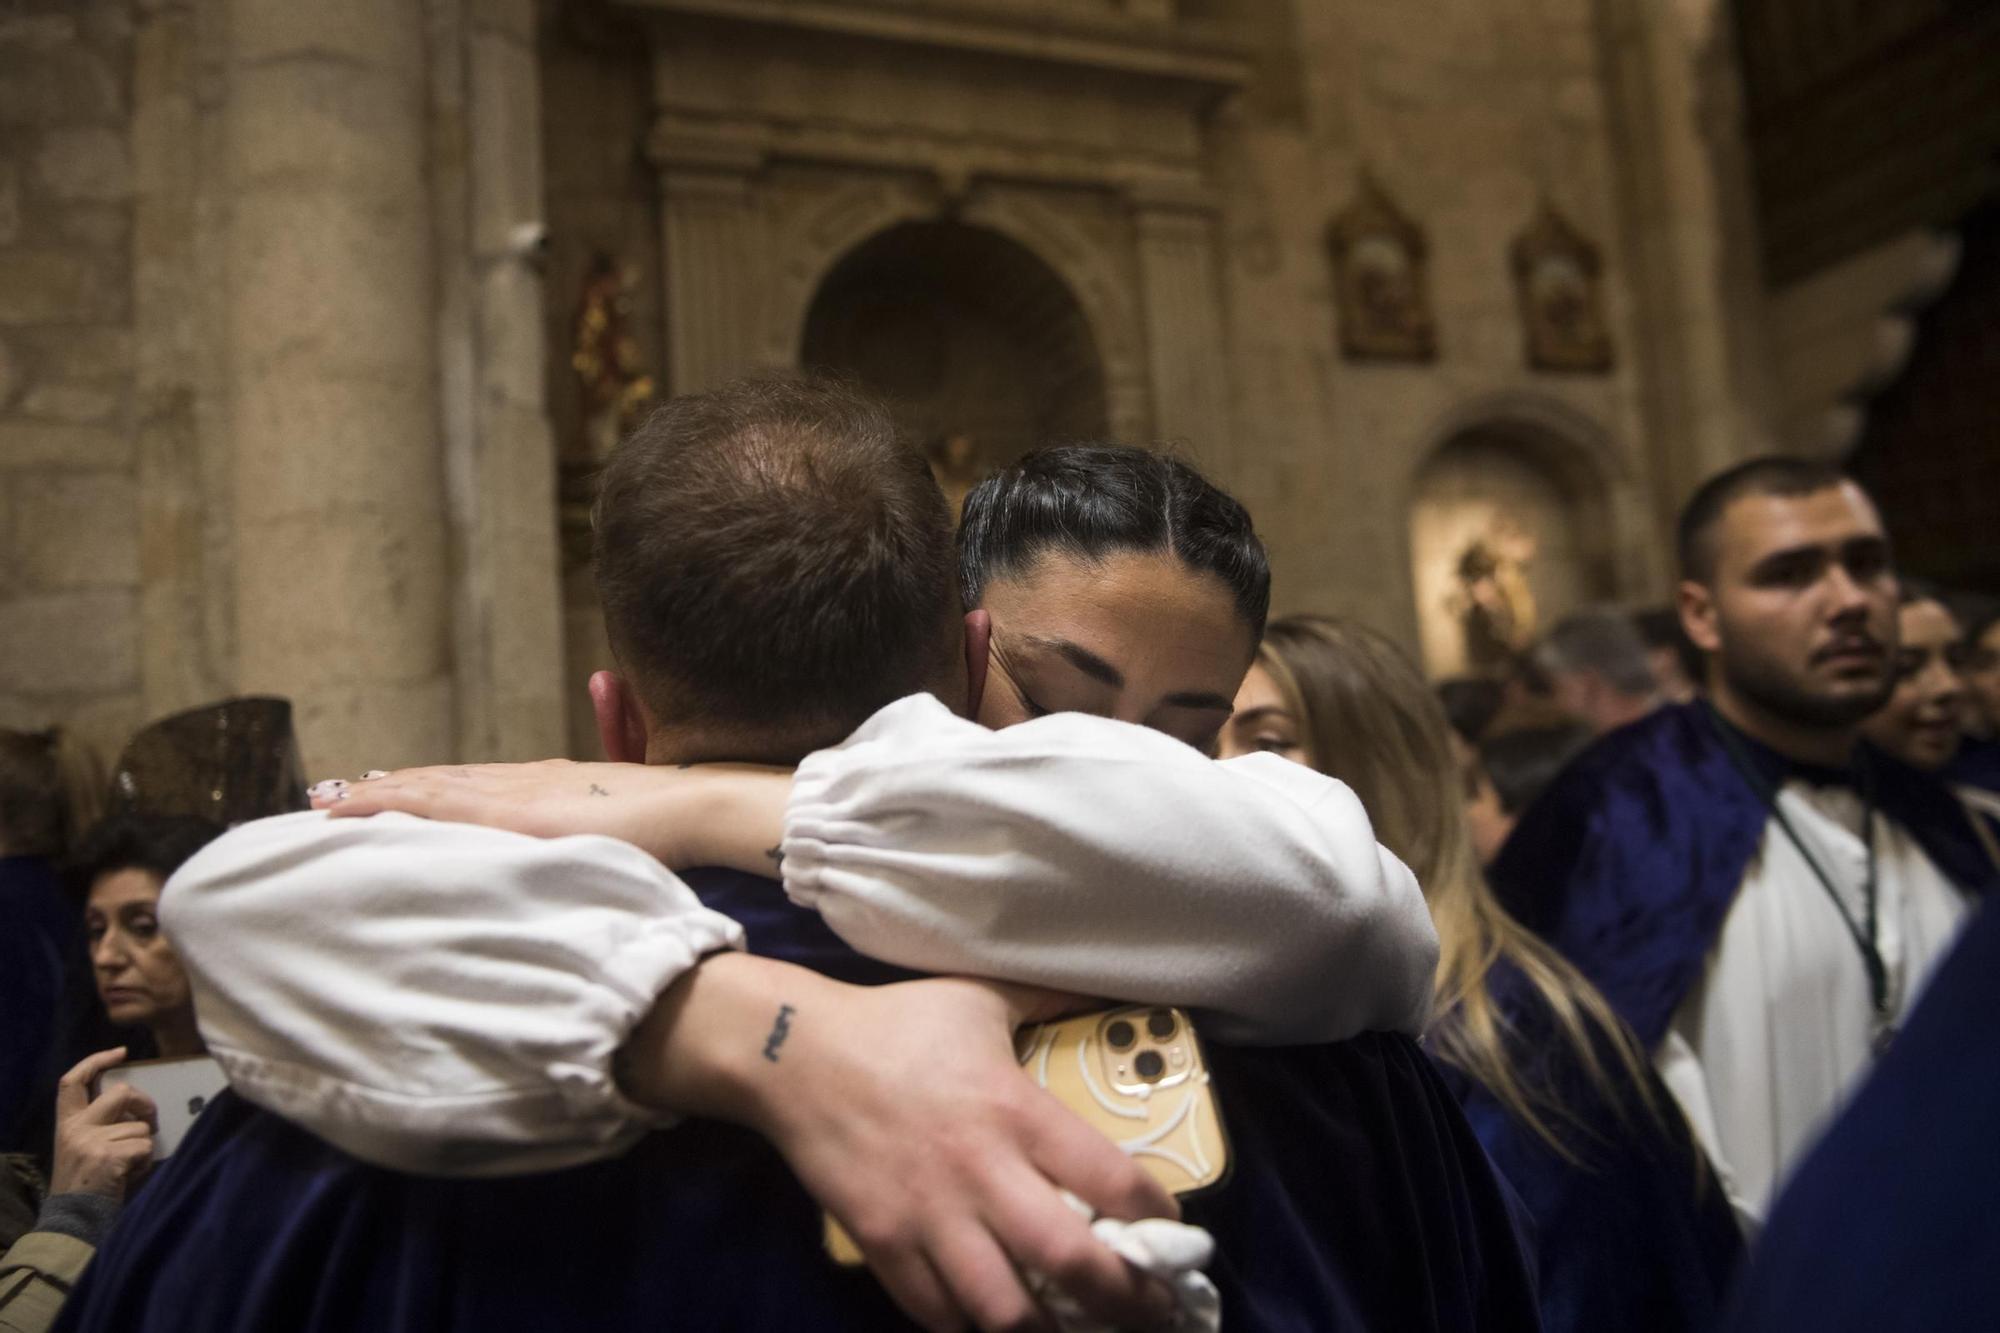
[1493,457,1994,1226]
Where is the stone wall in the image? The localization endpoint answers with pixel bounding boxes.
[0,1,144,762]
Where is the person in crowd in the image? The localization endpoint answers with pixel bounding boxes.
[1532,607,1664,736]
[1717,872,2000,1333]
[1634,606,1702,704]
[65,379,1533,1330]
[1952,597,2000,739]
[1490,457,1994,1228]
[1860,586,1972,774]
[0,1051,156,1333]
[3,814,213,1333]
[1463,721,1594,866]
[1223,614,1740,1332]
[0,730,101,1151]
[71,816,220,1062]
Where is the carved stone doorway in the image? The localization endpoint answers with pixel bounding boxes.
[799,221,1110,512]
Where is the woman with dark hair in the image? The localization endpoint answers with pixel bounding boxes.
[1222,614,1743,1332]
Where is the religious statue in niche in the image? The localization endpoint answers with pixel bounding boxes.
[562,253,656,568]
[1327,171,1437,362]
[1445,521,1540,673]
[1511,202,1614,373]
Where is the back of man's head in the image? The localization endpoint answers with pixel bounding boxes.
[593,375,959,762]
[1534,607,1659,700]
[1676,455,1849,584]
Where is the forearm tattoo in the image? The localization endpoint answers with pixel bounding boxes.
[588,783,610,797]
[762,1004,797,1063]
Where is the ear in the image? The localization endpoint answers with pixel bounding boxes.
[962,609,992,719]
[1676,580,1721,656]
[589,671,652,763]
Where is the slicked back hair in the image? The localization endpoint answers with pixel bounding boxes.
[592,375,959,760]
[957,445,1270,640]
[1676,455,1853,584]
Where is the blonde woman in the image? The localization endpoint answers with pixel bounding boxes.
[1222,614,1742,1333]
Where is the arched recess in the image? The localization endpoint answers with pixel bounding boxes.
[1405,406,1624,679]
[767,181,1149,441]
[799,220,1111,475]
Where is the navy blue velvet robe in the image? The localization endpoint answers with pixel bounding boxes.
[1720,876,2000,1331]
[1488,702,1996,1052]
[1432,962,1741,1333]
[1,856,77,1150]
[58,868,1541,1332]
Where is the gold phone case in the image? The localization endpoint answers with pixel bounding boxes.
[825,1005,1228,1265]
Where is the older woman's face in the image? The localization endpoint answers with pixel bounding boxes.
[86,867,193,1033]
[1861,600,1968,771]
[976,549,1256,753]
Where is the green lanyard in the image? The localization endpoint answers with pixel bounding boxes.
[1705,704,1894,1054]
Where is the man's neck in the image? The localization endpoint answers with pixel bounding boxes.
[1708,679,1859,769]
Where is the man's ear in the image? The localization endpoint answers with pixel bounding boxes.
[589,671,652,763]
[962,609,992,719]
[1676,580,1722,656]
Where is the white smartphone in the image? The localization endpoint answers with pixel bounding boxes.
[95,1055,228,1159]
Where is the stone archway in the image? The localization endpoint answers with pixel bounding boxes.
[799,220,1112,497]
[1407,418,1621,679]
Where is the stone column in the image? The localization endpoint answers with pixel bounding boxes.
[652,138,766,394]
[223,0,454,775]
[1131,191,1235,472]
[427,0,568,762]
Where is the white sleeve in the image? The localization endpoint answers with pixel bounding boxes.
[160,810,744,1177]
[781,695,1438,1043]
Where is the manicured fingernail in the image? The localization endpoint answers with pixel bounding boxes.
[360,770,389,780]
[330,788,350,802]
[308,779,349,799]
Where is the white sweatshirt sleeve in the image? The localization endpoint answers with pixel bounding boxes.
[159,810,744,1177]
[782,695,1438,1043]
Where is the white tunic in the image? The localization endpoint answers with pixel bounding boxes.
[163,695,1437,1176]
[1655,779,1971,1229]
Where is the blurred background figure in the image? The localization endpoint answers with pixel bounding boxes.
[1466,721,1596,865]
[1633,607,1704,705]
[0,730,103,1153]
[1532,608,1664,736]
[1861,586,1970,774]
[1953,598,2000,740]
[105,700,306,830]
[1225,614,1740,1333]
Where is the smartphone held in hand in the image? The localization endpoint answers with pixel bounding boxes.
[93,1055,228,1159]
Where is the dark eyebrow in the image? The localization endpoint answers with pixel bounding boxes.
[1022,635,1124,688]
[1231,705,1293,725]
[1163,691,1238,713]
[1746,543,1824,576]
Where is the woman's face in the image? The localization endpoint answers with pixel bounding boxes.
[86,867,193,1032]
[1217,663,1308,765]
[1968,619,2000,737]
[1861,600,1967,771]
[977,548,1256,753]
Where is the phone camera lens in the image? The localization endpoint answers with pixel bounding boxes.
[1146,1009,1177,1040]
[1134,1050,1166,1080]
[1105,1020,1136,1050]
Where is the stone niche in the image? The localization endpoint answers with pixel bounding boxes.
[616,0,1251,452]
[1408,424,1618,680]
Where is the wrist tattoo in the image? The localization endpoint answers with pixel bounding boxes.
[588,783,610,797]
[761,1004,797,1063]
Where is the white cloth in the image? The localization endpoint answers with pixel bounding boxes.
[1032,1193,1221,1333]
[161,810,744,1176]
[165,696,1435,1174]
[1656,781,1971,1226]
[784,696,1436,1045]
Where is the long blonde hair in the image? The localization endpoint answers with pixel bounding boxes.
[1259,615,1665,1158]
